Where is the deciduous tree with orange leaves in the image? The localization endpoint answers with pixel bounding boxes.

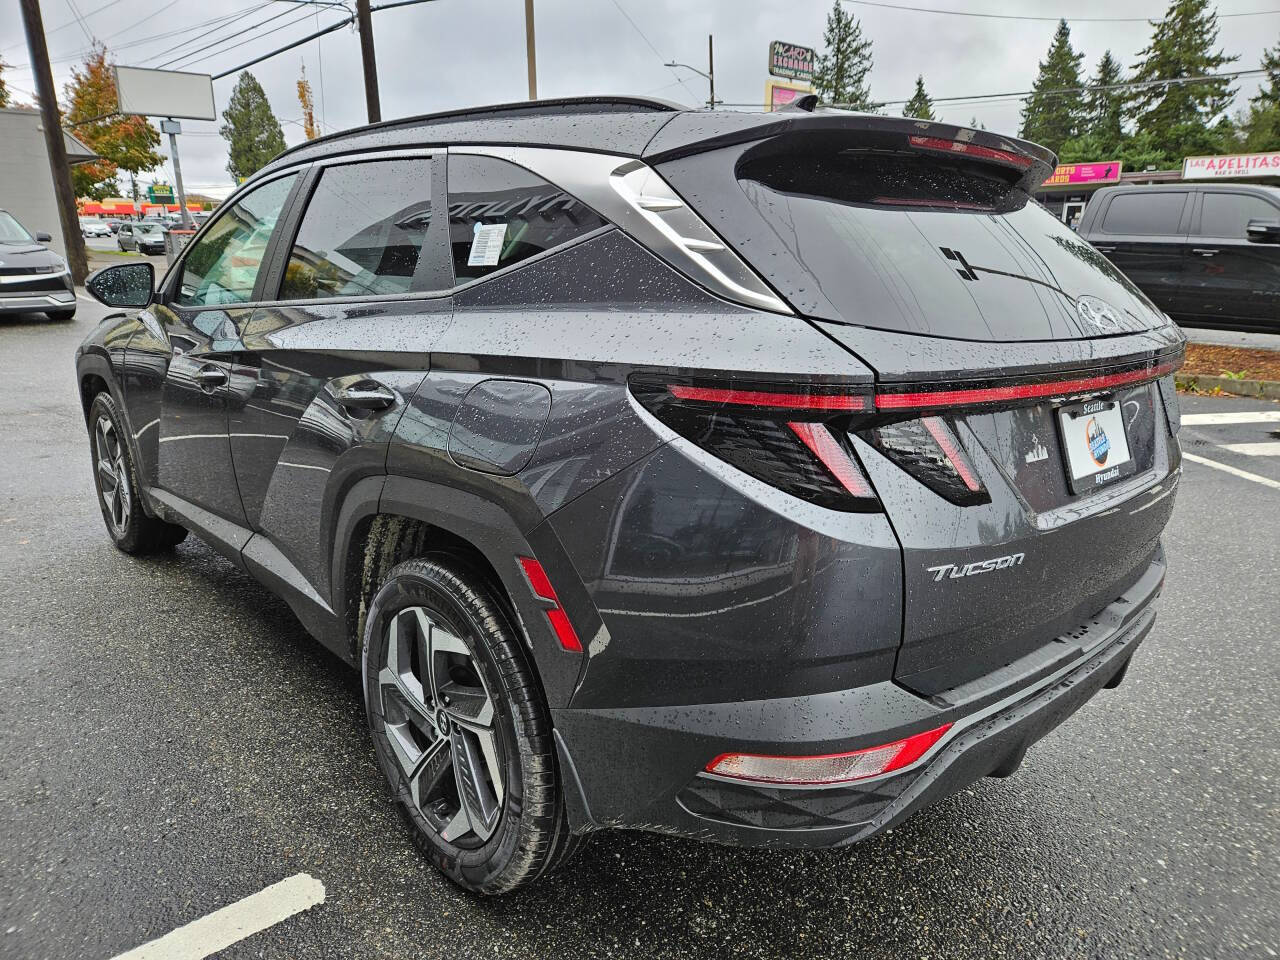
[63,46,162,200]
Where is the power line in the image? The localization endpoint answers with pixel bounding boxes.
[178,7,333,71]
[842,0,1280,22]
[158,4,319,69]
[606,0,698,104]
[1,0,129,52]
[136,1,278,66]
[716,65,1268,111]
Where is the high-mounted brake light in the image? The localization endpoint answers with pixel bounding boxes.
[875,359,1182,412]
[908,135,1035,170]
[517,556,582,653]
[706,723,953,786]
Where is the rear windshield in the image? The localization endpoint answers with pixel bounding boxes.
[715,140,1159,341]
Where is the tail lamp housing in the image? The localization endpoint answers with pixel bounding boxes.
[632,378,879,512]
[706,723,953,786]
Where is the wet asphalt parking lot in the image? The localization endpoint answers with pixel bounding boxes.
[1,299,1277,960]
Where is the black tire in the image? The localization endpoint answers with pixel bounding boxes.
[362,556,581,895]
[46,307,75,321]
[87,391,188,554]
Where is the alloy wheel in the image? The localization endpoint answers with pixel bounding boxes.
[377,606,505,846]
[94,415,130,536]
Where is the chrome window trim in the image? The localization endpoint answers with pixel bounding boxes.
[450,145,793,315]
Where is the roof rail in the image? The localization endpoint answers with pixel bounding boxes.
[273,95,684,161]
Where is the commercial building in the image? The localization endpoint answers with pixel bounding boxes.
[1035,149,1280,227]
[0,107,98,260]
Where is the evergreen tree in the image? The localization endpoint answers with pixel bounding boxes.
[1084,51,1126,153]
[1239,38,1280,150]
[968,115,986,130]
[220,73,287,182]
[0,57,11,108]
[63,47,162,200]
[1019,19,1086,153]
[812,0,877,110]
[902,75,935,120]
[1128,0,1236,158]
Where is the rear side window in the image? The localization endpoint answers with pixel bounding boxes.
[1100,192,1185,235]
[177,174,296,307]
[447,155,608,283]
[1197,192,1279,238]
[281,158,437,300]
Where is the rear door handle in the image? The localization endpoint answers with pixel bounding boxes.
[334,380,397,412]
[1191,247,1220,256]
[194,364,228,391]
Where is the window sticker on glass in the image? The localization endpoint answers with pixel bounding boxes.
[467,222,507,267]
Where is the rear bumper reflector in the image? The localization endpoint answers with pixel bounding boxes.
[705,723,954,786]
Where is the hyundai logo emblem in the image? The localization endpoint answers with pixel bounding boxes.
[1076,295,1123,331]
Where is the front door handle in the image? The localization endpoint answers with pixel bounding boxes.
[1094,244,1116,253]
[194,364,228,391]
[1191,247,1220,256]
[334,380,397,412]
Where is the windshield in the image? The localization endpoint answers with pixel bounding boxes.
[0,212,34,244]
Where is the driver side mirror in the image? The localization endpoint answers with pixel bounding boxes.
[34,231,52,243]
[86,262,155,308]
[1246,218,1280,243]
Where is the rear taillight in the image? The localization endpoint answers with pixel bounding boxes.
[863,415,989,506]
[632,379,877,512]
[706,723,953,785]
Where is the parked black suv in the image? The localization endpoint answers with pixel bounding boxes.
[1078,182,1280,332]
[77,98,1184,894]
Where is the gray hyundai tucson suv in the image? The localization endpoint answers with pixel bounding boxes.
[76,97,1185,894]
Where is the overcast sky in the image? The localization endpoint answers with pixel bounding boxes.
[2,0,1279,198]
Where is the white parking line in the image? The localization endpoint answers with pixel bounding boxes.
[1218,441,1280,457]
[108,873,325,960]
[1183,452,1280,491]
[1183,411,1280,426]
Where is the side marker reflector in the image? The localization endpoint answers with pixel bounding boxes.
[517,556,582,653]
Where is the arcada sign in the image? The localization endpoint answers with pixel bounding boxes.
[1182,151,1280,179]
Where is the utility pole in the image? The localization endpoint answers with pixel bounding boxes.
[707,34,715,111]
[524,0,537,100]
[356,0,380,123]
[18,0,88,284]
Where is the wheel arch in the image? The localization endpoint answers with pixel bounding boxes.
[330,474,594,711]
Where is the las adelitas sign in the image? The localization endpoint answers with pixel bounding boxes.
[1183,151,1280,179]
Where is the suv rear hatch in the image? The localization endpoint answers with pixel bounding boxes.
[652,113,1184,699]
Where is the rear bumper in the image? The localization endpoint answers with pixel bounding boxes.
[553,551,1163,847]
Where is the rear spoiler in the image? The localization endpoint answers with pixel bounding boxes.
[641,109,1057,195]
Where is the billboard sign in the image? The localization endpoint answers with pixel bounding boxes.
[1042,160,1123,187]
[147,182,175,203]
[1183,151,1280,179]
[766,79,812,112]
[768,41,815,82]
[114,66,216,121]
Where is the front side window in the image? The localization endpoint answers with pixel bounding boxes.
[1197,192,1279,238]
[447,155,608,283]
[176,174,296,307]
[281,158,436,300]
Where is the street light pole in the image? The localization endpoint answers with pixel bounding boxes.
[664,38,718,110]
[18,0,88,284]
[356,0,381,122]
[524,0,537,100]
